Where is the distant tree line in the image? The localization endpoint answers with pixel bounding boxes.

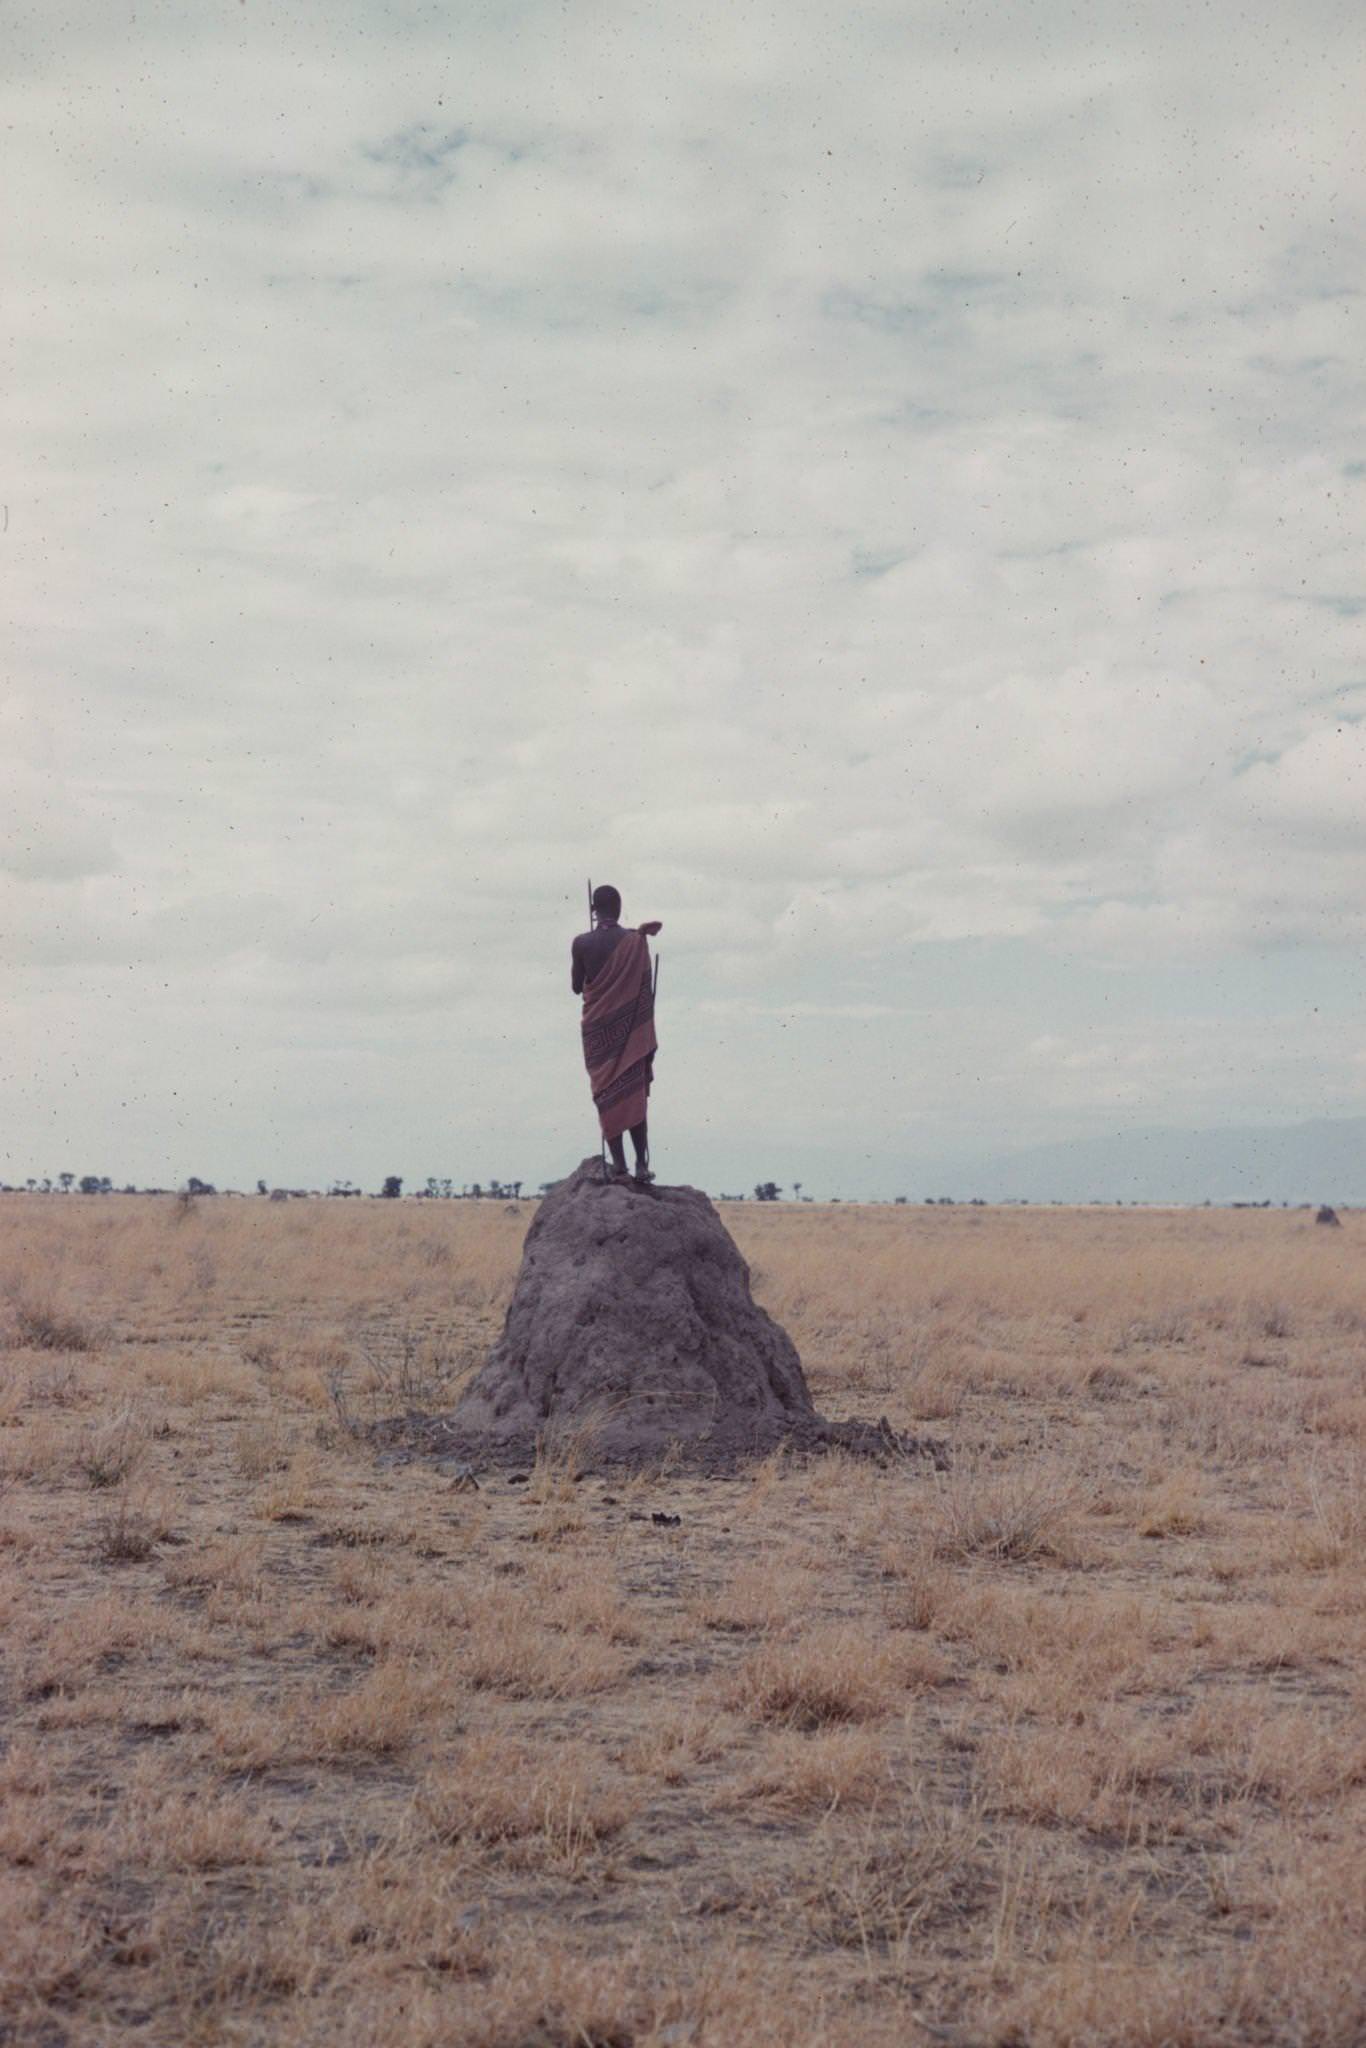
[0,1173,533,1200]
[0,1174,1349,1212]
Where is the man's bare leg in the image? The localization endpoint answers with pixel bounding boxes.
[604,1122,650,1182]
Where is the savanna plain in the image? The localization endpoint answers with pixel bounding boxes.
[1,1192,1363,2048]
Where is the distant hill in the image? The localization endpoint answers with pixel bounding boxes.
[923,1117,1366,1207]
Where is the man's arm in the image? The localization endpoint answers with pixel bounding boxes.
[570,934,585,995]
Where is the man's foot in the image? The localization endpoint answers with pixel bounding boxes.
[633,1166,655,1185]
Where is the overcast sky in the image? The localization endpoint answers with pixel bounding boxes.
[5,0,1364,1197]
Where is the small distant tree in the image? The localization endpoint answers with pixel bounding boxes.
[78,1174,105,1195]
[792,1181,803,1200]
[186,1176,216,1197]
[753,1182,781,1202]
[58,1172,75,1193]
[256,1179,268,1196]
[380,1175,402,1199]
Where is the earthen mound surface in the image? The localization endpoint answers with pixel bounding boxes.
[378,1159,945,1473]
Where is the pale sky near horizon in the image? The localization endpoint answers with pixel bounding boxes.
[5,0,1365,1198]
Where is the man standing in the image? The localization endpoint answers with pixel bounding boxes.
[572,884,661,1182]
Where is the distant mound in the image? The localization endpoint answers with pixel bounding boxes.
[383,1158,941,1473]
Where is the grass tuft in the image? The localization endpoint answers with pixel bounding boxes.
[928,1461,1090,1563]
[726,1625,946,1729]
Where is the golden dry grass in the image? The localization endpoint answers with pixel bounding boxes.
[0,1191,1363,2046]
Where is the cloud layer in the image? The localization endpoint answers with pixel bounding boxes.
[6,0,1364,1191]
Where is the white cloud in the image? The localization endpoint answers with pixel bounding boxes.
[5,0,1364,1187]
[1,765,118,884]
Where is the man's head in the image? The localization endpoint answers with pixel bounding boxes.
[591,883,622,924]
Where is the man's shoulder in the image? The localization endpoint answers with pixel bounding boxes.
[571,928,593,951]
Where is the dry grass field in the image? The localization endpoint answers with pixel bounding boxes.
[1,1191,1363,2047]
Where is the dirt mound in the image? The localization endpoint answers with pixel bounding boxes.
[385,1158,944,1473]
